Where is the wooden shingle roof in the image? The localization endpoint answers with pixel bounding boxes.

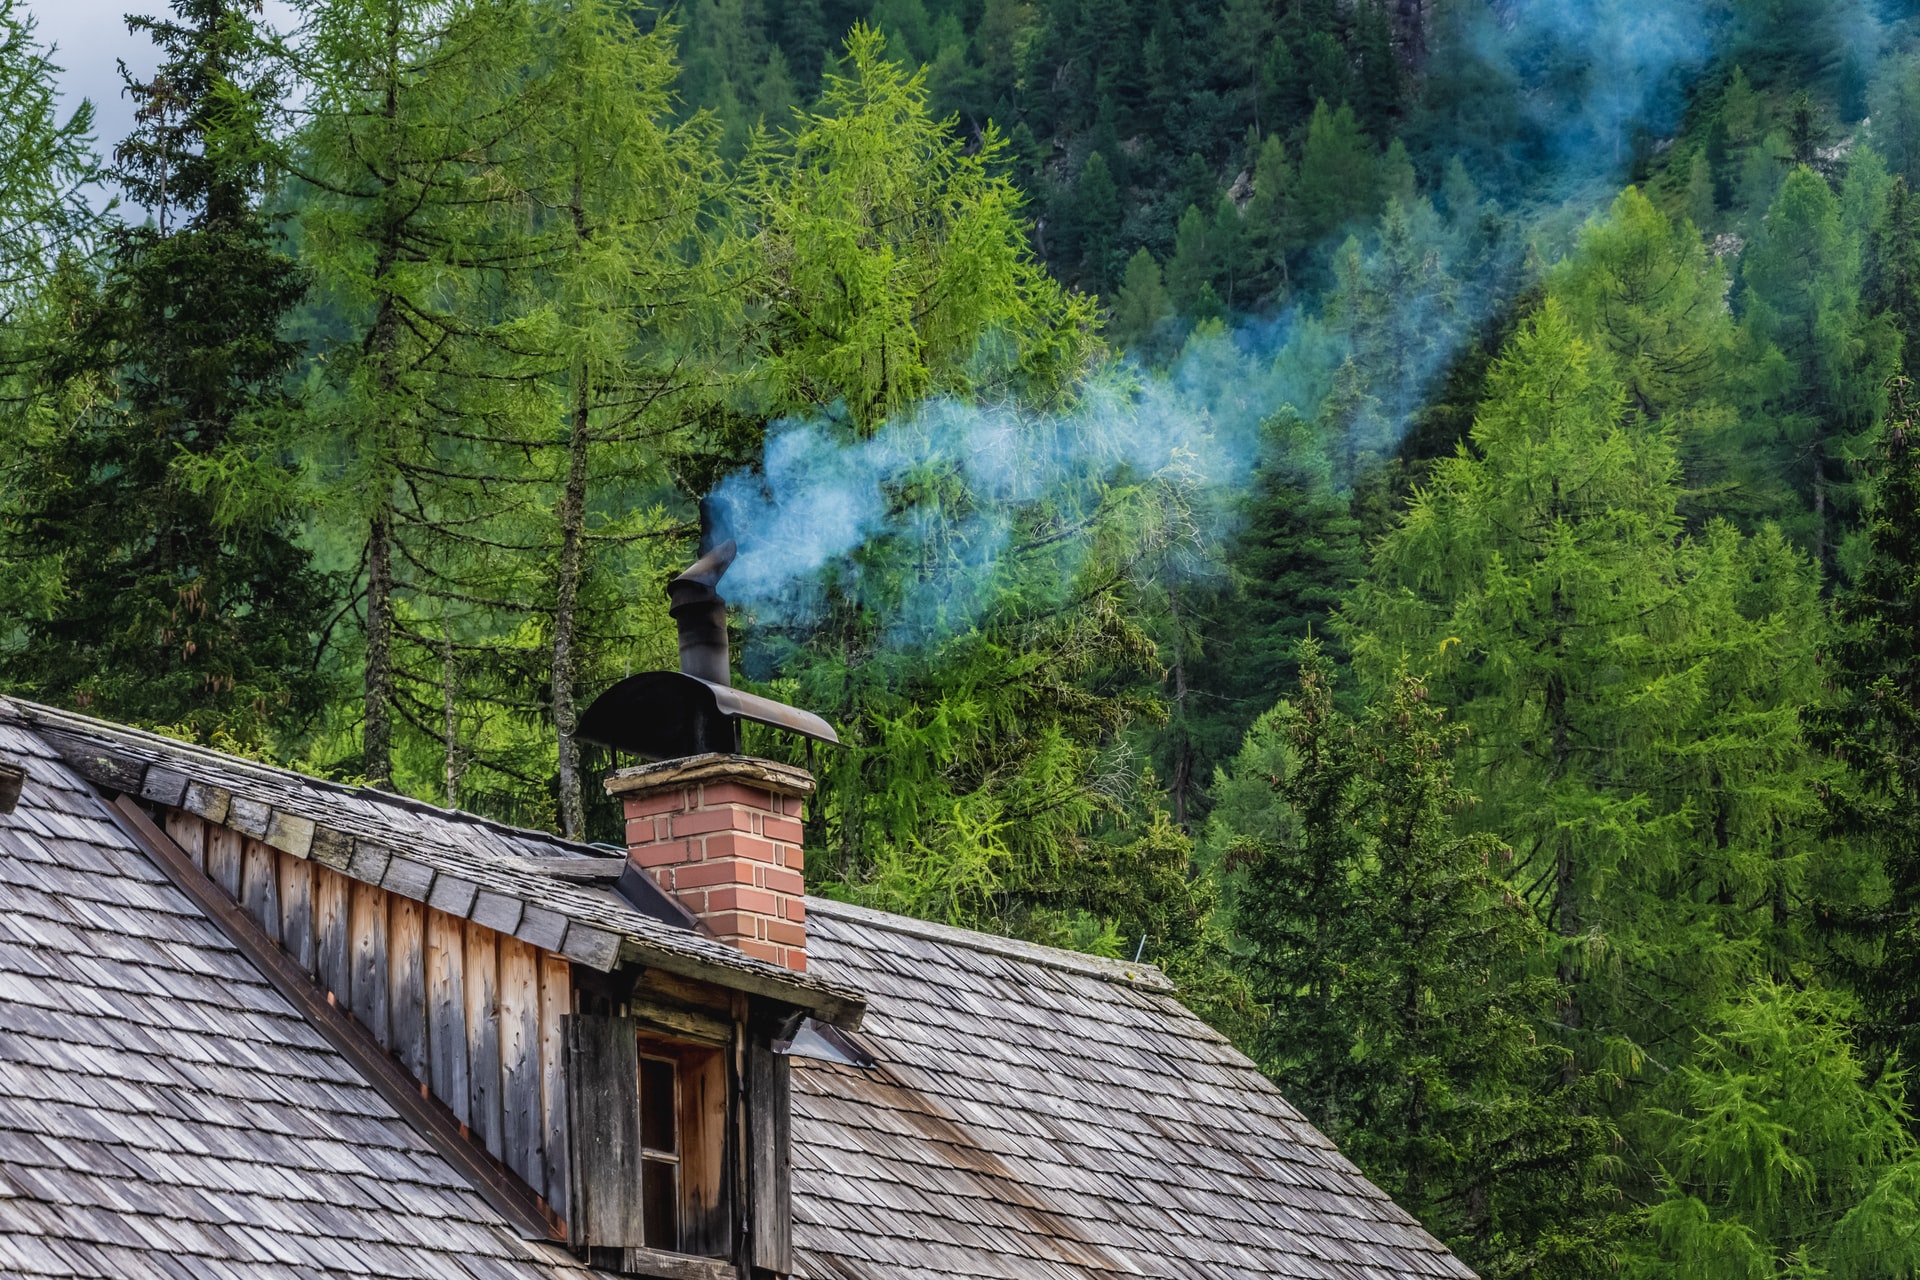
[0,717,590,1278]
[792,899,1477,1280]
[0,698,1475,1279]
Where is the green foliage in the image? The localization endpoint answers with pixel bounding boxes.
[1807,377,1920,1065]
[1222,644,1622,1277]
[1108,247,1176,360]
[0,0,329,748]
[1740,165,1898,572]
[1638,982,1920,1279]
[1295,100,1377,251]
[1547,187,1755,526]
[743,24,1097,429]
[0,0,98,326]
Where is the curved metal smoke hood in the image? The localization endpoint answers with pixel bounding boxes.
[576,539,838,760]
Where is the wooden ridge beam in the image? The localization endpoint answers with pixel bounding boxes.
[103,791,564,1245]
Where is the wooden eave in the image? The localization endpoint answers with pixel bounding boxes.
[1,698,865,1030]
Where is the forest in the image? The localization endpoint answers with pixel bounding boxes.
[9,0,1920,1271]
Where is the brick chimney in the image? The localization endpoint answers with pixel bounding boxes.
[606,753,811,972]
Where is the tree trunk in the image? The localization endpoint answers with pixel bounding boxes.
[1168,581,1193,830]
[361,11,405,793]
[553,364,591,839]
[365,503,394,790]
[442,627,462,808]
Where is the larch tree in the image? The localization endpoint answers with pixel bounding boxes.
[287,0,553,792]
[505,0,735,837]
[742,22,1098,430]
[1343,300,1830,1156]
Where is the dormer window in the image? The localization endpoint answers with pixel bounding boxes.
[639,1054,681,1250]
[567,1012,786,1278]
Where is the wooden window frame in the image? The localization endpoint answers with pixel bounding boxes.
[634,1032,727,1260]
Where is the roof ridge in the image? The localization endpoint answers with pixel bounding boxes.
[804,896,1177,992]
[0,695,603,859]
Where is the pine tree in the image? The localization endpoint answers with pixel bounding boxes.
[1865,178,1920,353]
[1294,100,1377,249]
[1,0,329,747]
[1109,246,1176,359]
[1223,643,1621,1278]
[1241,132,1293,308]
[1074,149,1122,292]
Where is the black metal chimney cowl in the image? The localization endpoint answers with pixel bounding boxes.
[665,540,735,687]
[575,542,837,762]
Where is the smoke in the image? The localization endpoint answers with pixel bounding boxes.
[713,0,1788,645]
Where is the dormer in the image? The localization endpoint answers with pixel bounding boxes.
[22,699,861,1280]
[14,542,859,1280]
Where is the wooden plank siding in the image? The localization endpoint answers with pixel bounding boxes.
[156,809,573,1221]
[428,905,473,1128]
[499,937,543,1199]
[389,895,428,1082]
[242,838,279,945]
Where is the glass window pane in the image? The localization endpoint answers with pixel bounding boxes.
[642,1157,679,1252]
[640,1057,677,1153]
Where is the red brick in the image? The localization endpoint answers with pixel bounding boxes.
[782,950,807,973]
[630,841,698,869]
[764,918,806,948]
[669,858,759,890]
[777,894,806,922]
[700,781,774,810]
[774,843,804,871]
[622,789,690,818]
[706,885,779,916]
[760,867,805,897]
[671,807,754,838]
[672,888,707,914]
[624,815,673,844]
[704,832,778,864]
[737,939,782,965]
[763,815,804,844]
[704,910,762,939]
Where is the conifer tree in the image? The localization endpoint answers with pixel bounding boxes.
[1640,982,1920,1278]
[0,0,97,329]
[506,0,734,835]
[288,0,551,790]
[1223,644,1621,1279]
[1547,187,1756,526]
[1742,165,1898,572]
[1109,247,1176,359]
[1,0,329,746]
[1241,132,1293,307]
[744,24,1096,428]
[1345,299,1830,1126]
[1294,100,1377,249]
[1807,376,1920,1063]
